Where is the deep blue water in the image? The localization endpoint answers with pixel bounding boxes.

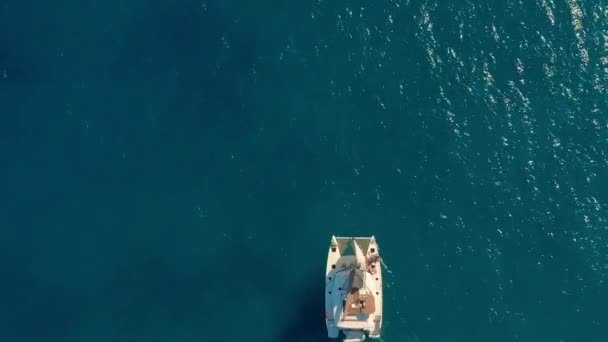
[2,0,608,341]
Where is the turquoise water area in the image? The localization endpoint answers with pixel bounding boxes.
[2,0,608,341]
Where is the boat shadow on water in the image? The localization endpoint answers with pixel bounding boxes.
[274,275,334,342]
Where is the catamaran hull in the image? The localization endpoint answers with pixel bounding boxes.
[325,236,383,341]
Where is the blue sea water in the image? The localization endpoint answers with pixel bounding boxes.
[2,0,608,341]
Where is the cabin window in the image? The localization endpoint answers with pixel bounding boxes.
[332,264,336,269]
[331,247,336,252]
[370,248,375,253]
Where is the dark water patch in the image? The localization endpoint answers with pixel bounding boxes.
[275,274,330,342]
[0,253,84,342]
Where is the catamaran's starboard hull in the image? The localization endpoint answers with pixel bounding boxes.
[325,236,382,341]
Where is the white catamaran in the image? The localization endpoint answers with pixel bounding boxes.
[325,236,383,341]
